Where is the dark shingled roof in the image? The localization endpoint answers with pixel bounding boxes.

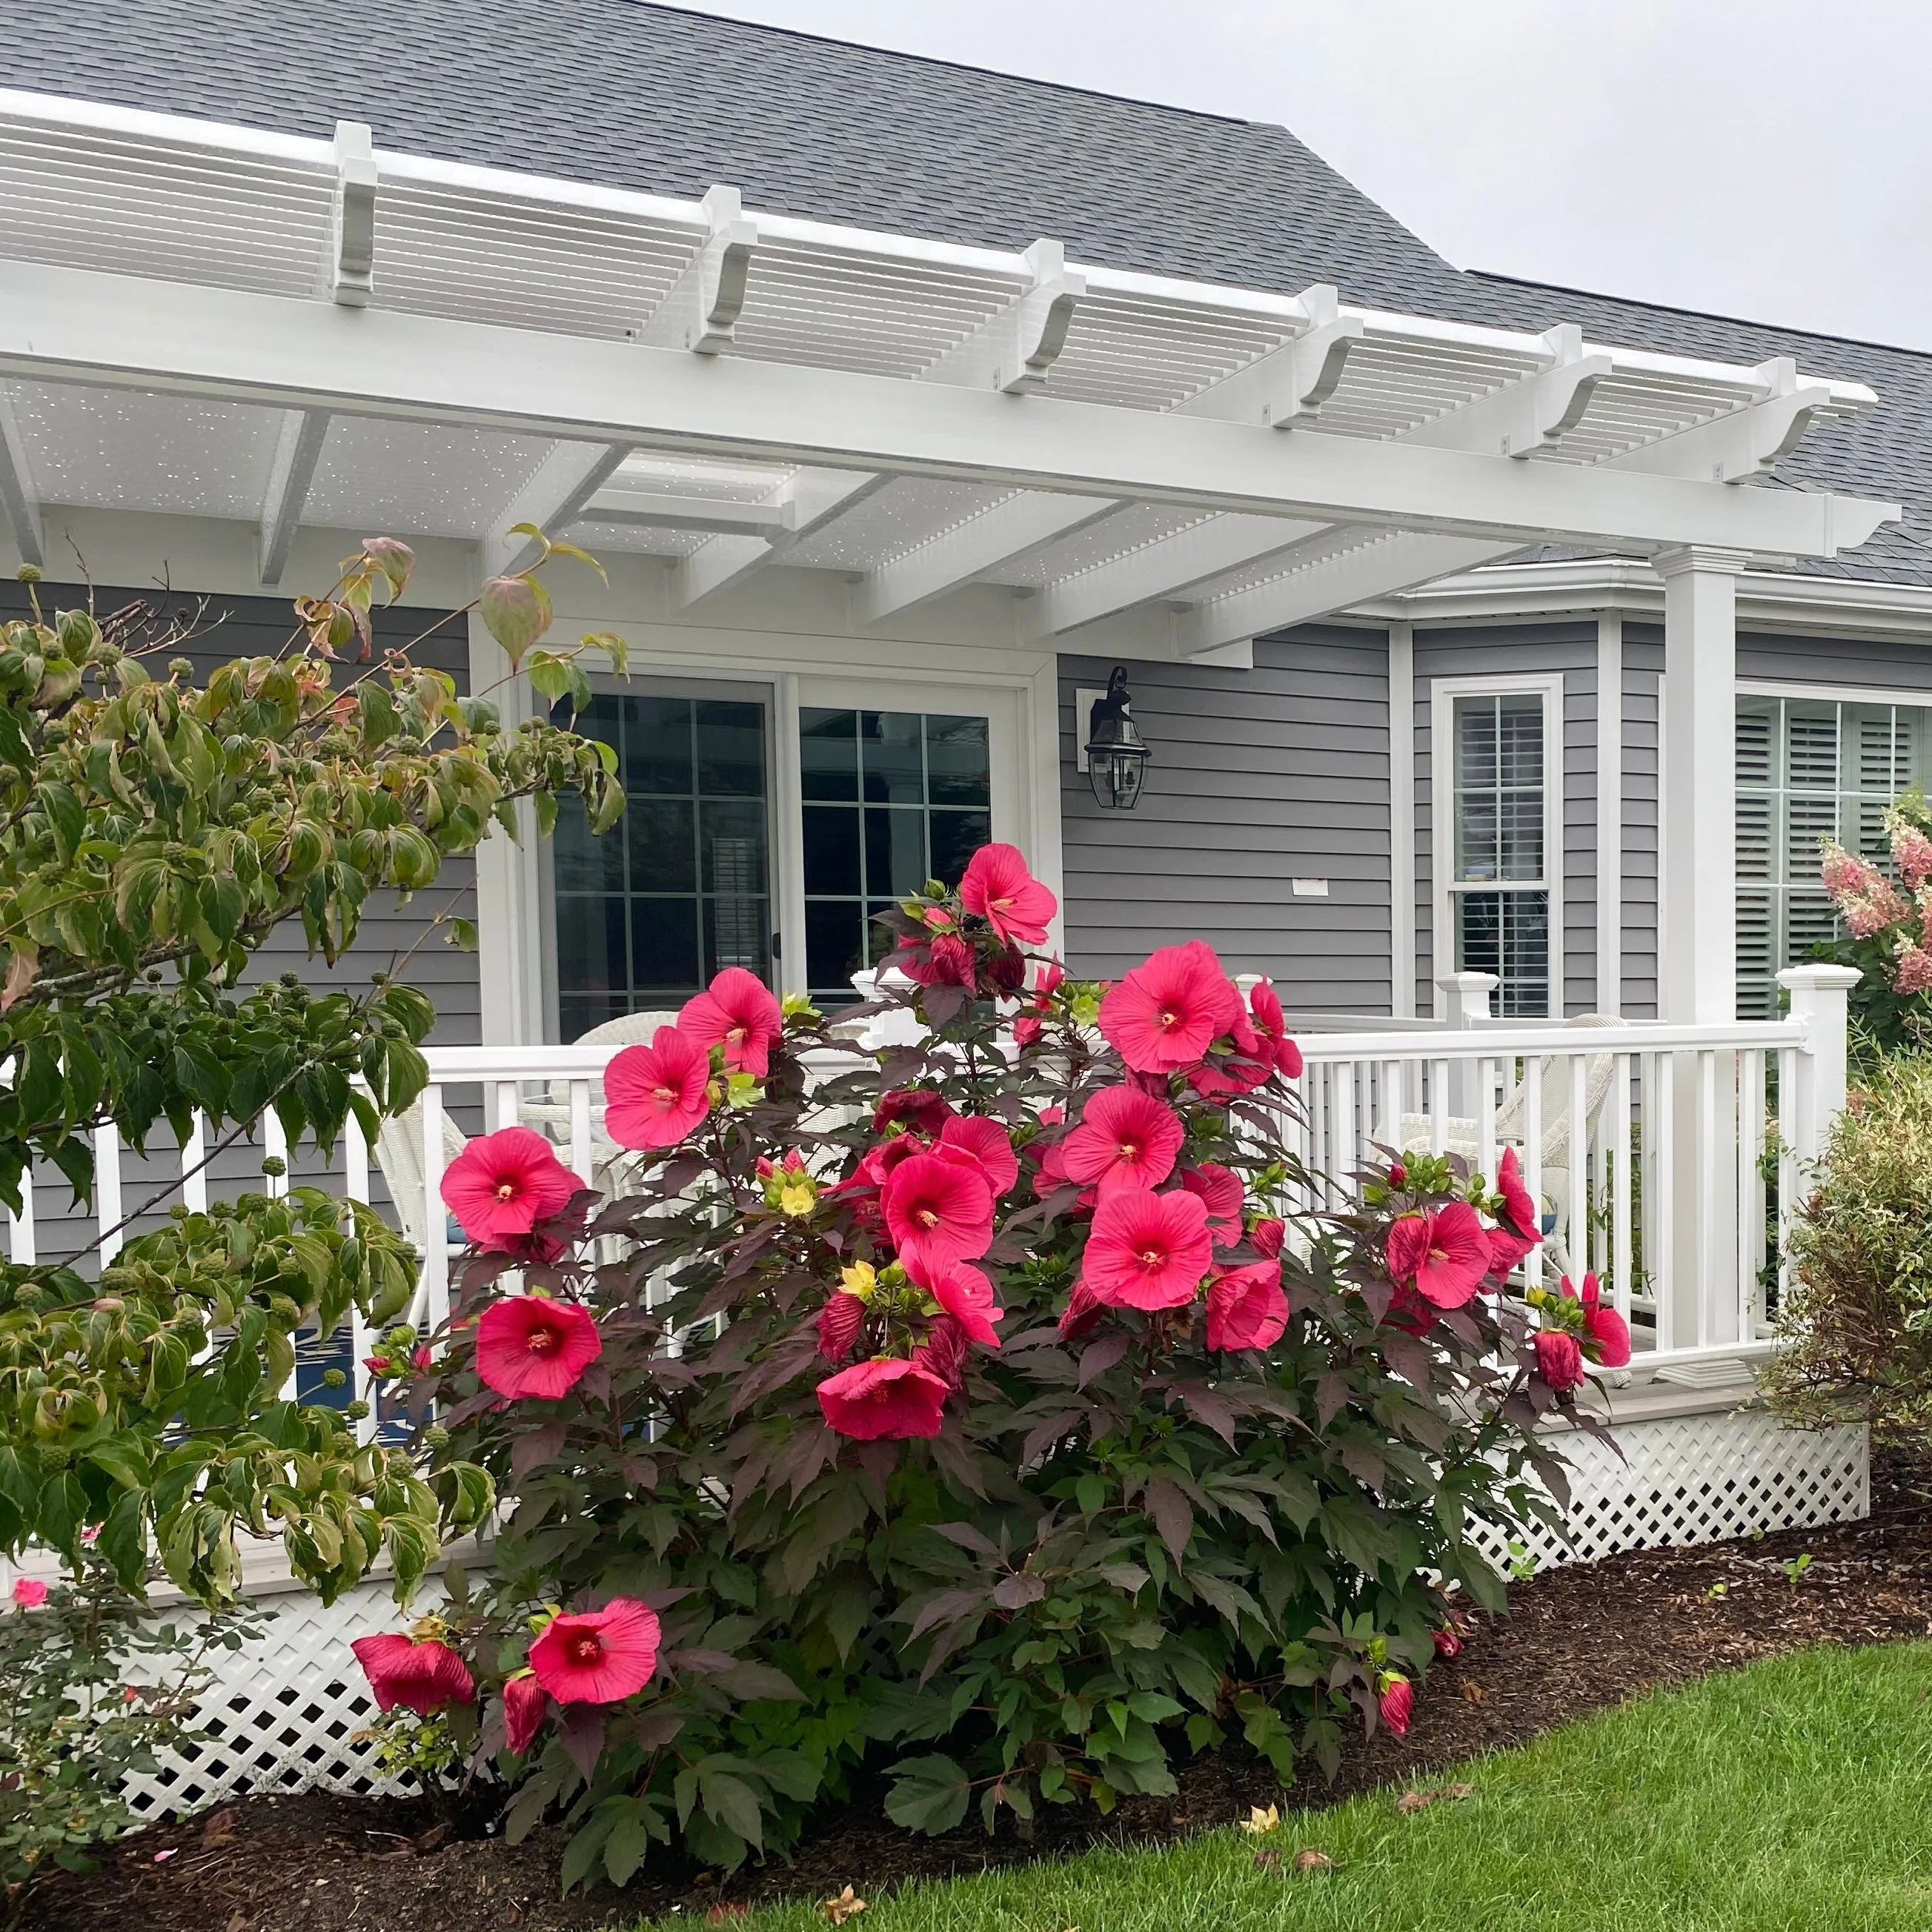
[2,0,1928,585]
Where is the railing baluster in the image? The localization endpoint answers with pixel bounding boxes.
[1739,1048,1766,1340]
[1611,1052,1633,1324]
[1522,1058,1543,1289]
[1566,1051,1587,1286]
[420,1084,450,1335]
[1428,1058,1449,1156]
[94,1121,124,1264]
[182,1114,208,1215]
[347,1098,376,1444]
[7,1166,33,1264]
[1696,1049,1717,1351]
[1654,1053,1676,1352]
[570,1078,594,1186]
[1776,1043,1799,1315]
[494,1080,521,1132]
[1477,1057,1498,1182]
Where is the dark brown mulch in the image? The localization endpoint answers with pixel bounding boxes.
[35,1450,1932,1932]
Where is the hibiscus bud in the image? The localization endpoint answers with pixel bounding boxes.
[1057,1279,1105,1342]
[1388,1163,1407,1188]
[1432,1625,1462,1660]
[987,946,1027,993]
[816,1292,868,1362]
[1377,1670,1413,1736]
[755,1156,776,1180]
[363,1355,391,1375]
[1533,1327,1587,1391]
[920,906,955,931]
[1249,1218,1285,1259]
[412,1345,433,1372]
[917,1313,968,1388]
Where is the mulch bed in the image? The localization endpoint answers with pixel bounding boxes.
[36,1449,1932,1932]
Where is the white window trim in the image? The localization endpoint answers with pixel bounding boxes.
[477,622,1063,1042]
[1736,676,1932,710]
[1430,671,1565,1018]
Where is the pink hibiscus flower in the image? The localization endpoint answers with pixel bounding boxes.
[1567,1272,1633,1369]
[1205,1262,1289,1351]
[11,1577,47,1608]
[1246,977,1304,1080]
[528,1599,661,1705]
[440,1127,577,1249]
[900,933,976,989]
[351,1634,476,1716]
[1378,1672,1413,1737]
[1080,1187,1214,1310]
[816,1291,869,1361]
[882,1154,995,1272]
[1533,1327,1587,1391]
[817,1355,951,1440]
[502,1673,550,1756]
[936,1115,1020,1198]
[1098,940,1242,1075]
[1181,1163,1246,1246]
[605,1026,713,1150]
[909,1257,1004,1347]
[1060,1086,1184,1197]
[677,967,783,1077]
[1496,1147,1541,1244]
[474,1295,602,1401]
[1385,1201,1491,1309]
[873,1089,954,1138]
[959,842,1057,946]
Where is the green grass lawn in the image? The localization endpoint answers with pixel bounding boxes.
[652,1644,1932,1932]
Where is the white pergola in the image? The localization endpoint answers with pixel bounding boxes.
[0,88,1899,1023]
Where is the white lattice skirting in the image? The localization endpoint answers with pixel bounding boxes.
[122,1404,1868,1819]
[1467,1404,1869,1576]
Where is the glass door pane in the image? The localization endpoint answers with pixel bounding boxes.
[801,706,992,1000]
[552,691,772,1040]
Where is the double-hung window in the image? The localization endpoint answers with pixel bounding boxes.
[1437,680,1559,1018]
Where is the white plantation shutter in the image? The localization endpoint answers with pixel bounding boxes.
[1733,694,1932,1016]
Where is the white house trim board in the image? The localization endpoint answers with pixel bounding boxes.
[1735,677,1932,708]
[1388,622,1416,1019]
[1596,613,1624,1016]
[1428,671,1565,1019]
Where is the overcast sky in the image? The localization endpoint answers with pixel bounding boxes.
[664,0,1932,352]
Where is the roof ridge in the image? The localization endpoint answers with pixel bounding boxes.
[1470,268,1932,365]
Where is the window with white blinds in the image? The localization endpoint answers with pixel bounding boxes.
[1451,691,1551,1017]
[1735,694,1932,1017]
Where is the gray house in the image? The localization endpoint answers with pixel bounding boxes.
[0,0,1920,1043]
[0,3,1897,1812]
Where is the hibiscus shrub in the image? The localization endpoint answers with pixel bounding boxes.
[361,846,1622,1885]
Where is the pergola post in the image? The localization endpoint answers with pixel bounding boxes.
[1655,545,1747,1360]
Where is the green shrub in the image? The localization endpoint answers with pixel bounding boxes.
[1765,1050,1932,1438]
[0,1563,264,1928]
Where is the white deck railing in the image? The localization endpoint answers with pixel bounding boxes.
[4,967,1857,1417]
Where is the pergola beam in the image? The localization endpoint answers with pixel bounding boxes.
[0,261,1896,567]
[482,441,634,578]
[577,489,795,535]
[257,407,331,585]
[671,468,883,610]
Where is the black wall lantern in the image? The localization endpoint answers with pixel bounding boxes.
[1083,665,1151,811]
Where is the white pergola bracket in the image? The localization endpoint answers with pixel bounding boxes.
[641,185,758,355]
[998,239,1085,395]
[330,121,376,309]
[0,385,43,568]
[257,407,331,585]
[1264,285,1364,429]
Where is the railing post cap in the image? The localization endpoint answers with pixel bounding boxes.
[1435,971,1501,992]
[1776,965,1862,992]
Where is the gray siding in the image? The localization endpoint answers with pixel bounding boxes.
[1737,627,1932,694]
[1058,628,1392,1009]
[1410,622,1599,1018]
[0,579,478,1261]
[1621,628,1664,1019]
